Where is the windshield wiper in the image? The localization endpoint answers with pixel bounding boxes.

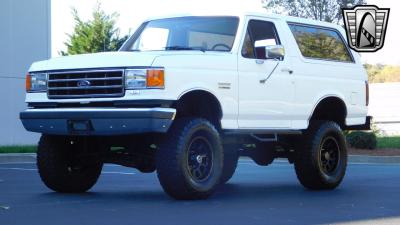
[164,46,206,52]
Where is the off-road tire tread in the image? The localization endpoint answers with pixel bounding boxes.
[220,144,239,184]
[37,135,103,193]
[294,121,347,190]
[156,118,223,200]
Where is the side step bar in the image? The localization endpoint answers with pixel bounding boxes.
[223,129,302,143]
[250,133,278,142]
[224,129,302,135]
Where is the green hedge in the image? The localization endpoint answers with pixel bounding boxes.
[346,131,377,149]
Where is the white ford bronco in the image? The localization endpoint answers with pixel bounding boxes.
[20,13,371,199]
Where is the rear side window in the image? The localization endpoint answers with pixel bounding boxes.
[288,23,353,62]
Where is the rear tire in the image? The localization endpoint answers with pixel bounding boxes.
[156,118,223,200]
[294,121,347,190]
[37,135,103,193]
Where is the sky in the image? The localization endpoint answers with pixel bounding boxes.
[52,0,400,65]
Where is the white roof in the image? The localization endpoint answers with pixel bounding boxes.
[143,11,343,31]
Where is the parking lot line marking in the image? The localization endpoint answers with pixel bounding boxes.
[0,205,10,210]
[0,162,36,165]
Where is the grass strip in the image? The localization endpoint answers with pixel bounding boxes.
[377,136,400,149]
[0,145,37,154]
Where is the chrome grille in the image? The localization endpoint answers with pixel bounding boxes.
[47,70,124,99]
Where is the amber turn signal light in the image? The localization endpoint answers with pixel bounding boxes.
[146,69,165,88]
[25,74,31,92]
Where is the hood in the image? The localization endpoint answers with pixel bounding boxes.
[29,51,160,72]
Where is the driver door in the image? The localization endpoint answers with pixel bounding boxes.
[238,18,294,129]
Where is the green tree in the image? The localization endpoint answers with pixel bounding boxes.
[261,0,365,23]
[365,64,400,83]
[62,3,128,55]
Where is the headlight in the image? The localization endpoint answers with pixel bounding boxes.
[125,69,147,89]
[125,68,164,90]
[26,73,47,92]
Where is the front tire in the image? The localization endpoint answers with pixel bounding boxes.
[37,135,104,193]
[294,121,347,190]
[156,118,223,200]
[220,144,239,184]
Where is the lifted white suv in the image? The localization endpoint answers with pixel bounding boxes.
[20,13,371,199]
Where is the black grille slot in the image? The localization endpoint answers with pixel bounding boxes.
[47,70,124,99]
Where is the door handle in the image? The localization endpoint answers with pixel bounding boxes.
[255,59,265,64]
[281,68,293,74]
[260,61,279,84]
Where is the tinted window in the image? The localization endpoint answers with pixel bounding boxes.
[288,24,353,62]
[242,20,280,59]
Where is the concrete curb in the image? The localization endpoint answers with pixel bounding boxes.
[349,155,400,164]
[0,153,36,163]
[1,153,400,164]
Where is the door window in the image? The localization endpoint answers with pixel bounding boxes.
[241,20,281,59]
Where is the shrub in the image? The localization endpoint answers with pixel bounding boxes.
[346,131,377,149]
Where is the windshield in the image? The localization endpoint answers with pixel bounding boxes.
[121,16,239,52]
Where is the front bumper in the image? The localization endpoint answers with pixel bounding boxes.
[20,108,176,136]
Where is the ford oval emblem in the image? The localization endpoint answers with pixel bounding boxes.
[77,80,91,87]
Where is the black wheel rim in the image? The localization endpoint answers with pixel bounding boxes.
[319,136,340,175]
[187,136,213,182]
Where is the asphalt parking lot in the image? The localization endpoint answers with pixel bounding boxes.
[1,159,400,225]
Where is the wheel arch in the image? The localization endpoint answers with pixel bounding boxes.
[308,95,348,129]
[173,89,223,130]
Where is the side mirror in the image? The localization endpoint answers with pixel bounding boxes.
[265,45,285,60]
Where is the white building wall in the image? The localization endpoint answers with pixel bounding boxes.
[0,0,51,145]
[369,82,400,136]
